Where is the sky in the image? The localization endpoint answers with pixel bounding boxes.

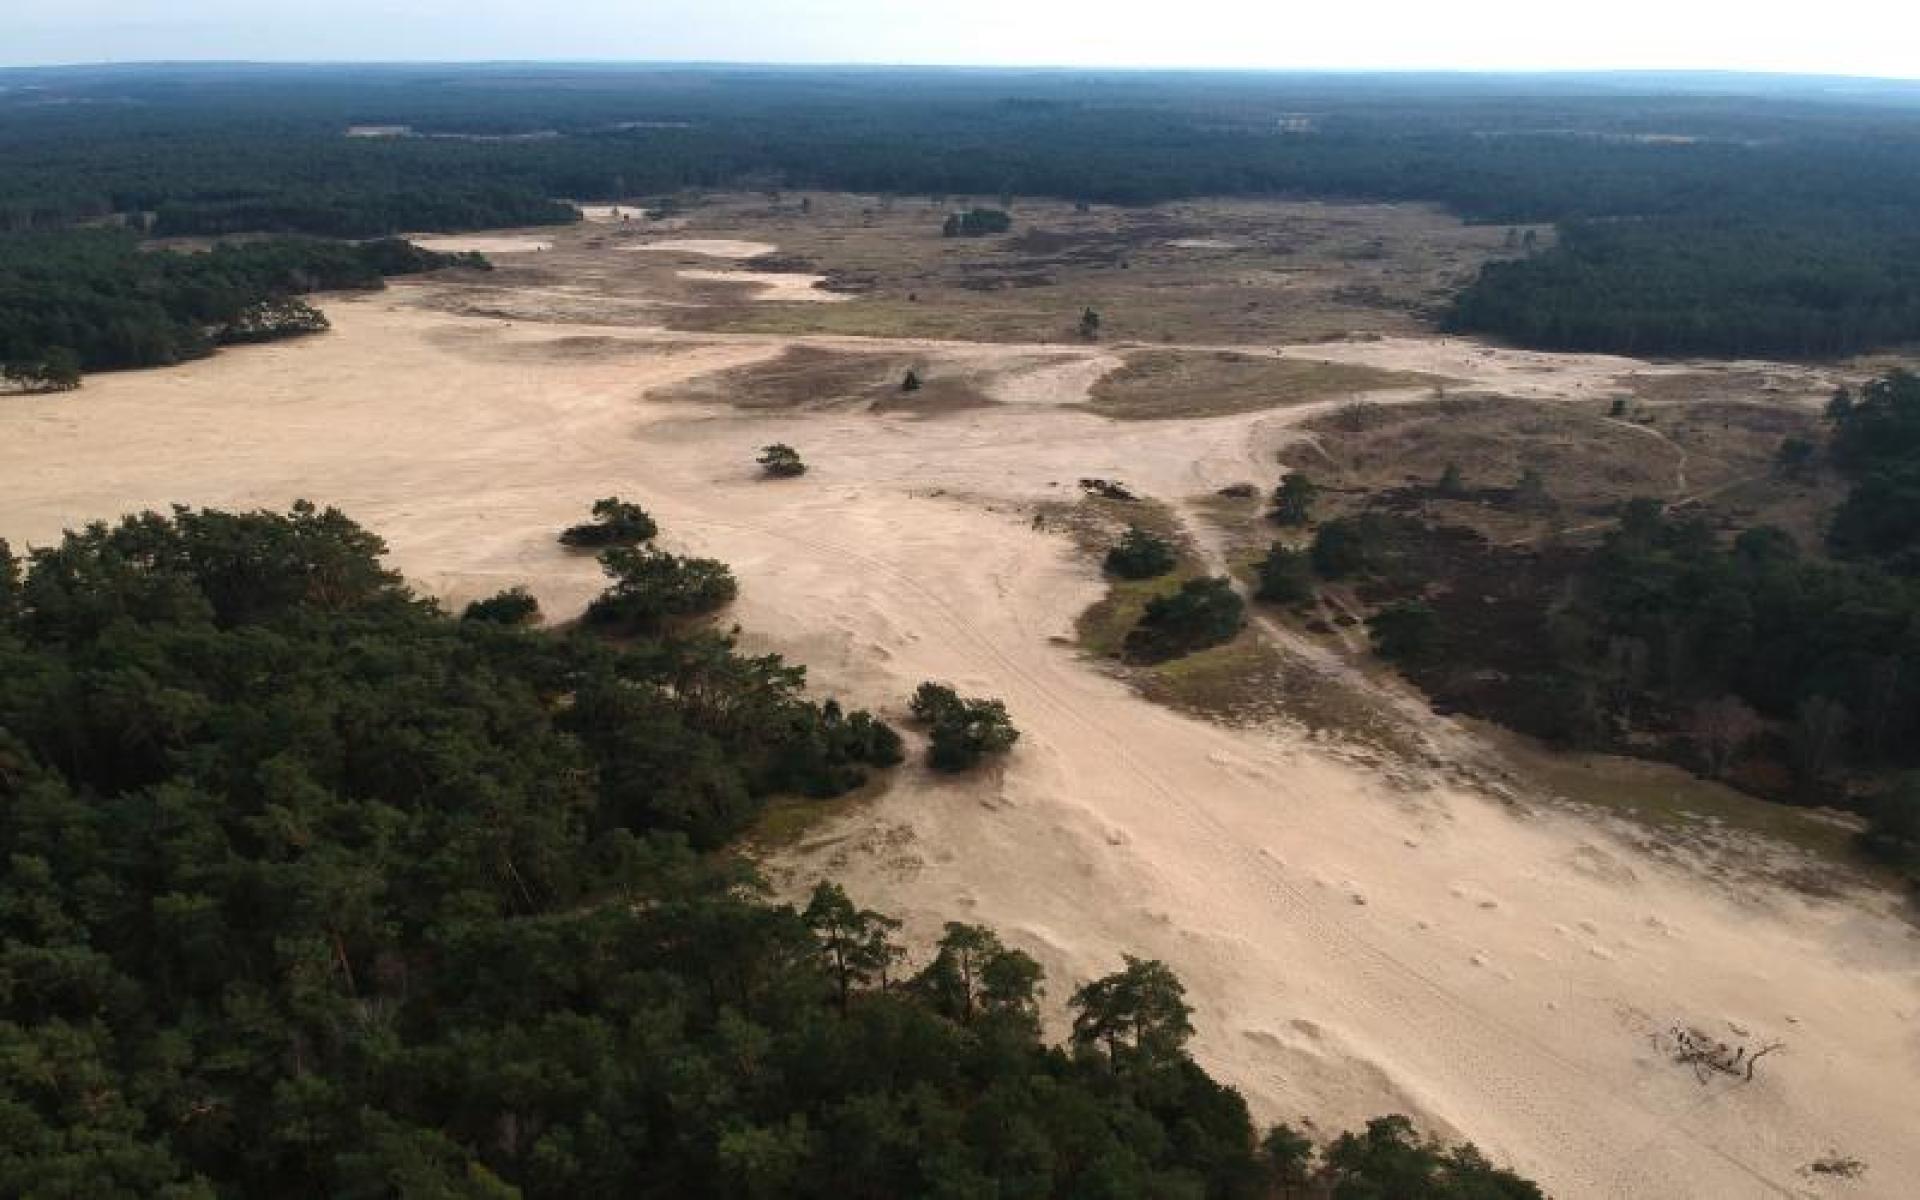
[6,0,1919,80]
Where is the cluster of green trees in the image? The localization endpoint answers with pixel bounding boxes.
[1541,501,1920,789]
[550,496,745,635]
[1125,577,1245,662]
[559,496,658,548]
[1862,777,1920,876]
[910,682,1021,771]
[462,584,542,625]
[1481,373,1920,790]
[6,65,1920,357]
[1270,472,1318,526]
[1254,543,1314,606]
[1311,514,1388,580]
[1367,601,1442,663]
[1104,525,1176,579]
[584,545,740,632]
[1,346,80,392]
[0,228,481,376]
[1827,370,1920,572]
[1307,378,1920,806]
[1,501,1550,1194]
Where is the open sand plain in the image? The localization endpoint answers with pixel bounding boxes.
[1,197,1914,1198]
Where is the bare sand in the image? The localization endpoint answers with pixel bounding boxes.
[576,204,647,223]
[624,238,780,259]
[1,266,1915,1199]
[408,235,555,254]
[677,269,847,302]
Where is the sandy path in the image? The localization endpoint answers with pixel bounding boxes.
[1,297,1915,1199]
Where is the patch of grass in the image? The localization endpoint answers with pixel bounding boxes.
[643,192,1513,346]
[1085,350,1437,420]
[654,343,994,414]
[1479,722,1891,889]
[1044,493,1206,658]
[1139,632,1287,721]
[1077,570,1193,658]
[669,295,1076,343]
[743,773,891,851]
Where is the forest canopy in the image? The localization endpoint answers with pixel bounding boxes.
[0,230,481,376]
[4,65,1920,357]
[0,504,1542,1197]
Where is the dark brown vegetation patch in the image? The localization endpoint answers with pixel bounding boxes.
[1085,351,1436,421]
[657,345,992,415]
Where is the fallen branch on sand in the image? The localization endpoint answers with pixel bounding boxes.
[1662,1024,1783,1083]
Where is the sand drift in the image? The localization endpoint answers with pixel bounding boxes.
[1,220,1914,1199]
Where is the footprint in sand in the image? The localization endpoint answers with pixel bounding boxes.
[1449,882,1501,911]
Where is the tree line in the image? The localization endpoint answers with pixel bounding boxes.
[6,65,1920,356]
[1447,213,1920,358]
[0,229,483,380]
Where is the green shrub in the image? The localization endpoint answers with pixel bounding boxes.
[911,681,1019,771]
[1104,525,1176,579]
[759,443,807,477]
[1860,778,1920,871]
[584,545,737,630]
[461,586,540,625]
[1124,577,1244,661]
[1270,471,1318,525]
[559,497,658,548]
[1368,600,1440,661]
[1254,543,1314,605]
[1311,518,1373,578]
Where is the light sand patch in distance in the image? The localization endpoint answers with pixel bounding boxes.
[624,238,780,259]
[677,269,848,303]
[576,204,647,222]
[409,235,554,254]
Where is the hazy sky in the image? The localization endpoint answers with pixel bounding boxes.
[7,0,1919,79]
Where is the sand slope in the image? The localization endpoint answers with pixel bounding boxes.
[1,293,1914,1199]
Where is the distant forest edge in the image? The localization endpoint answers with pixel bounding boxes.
[0,232,485,379]
[4,65,1920,359]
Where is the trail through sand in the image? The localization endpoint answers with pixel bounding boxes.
[1,283,1915,1199]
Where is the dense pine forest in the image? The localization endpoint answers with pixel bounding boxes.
[0,504,1543,1197]
[3,65,1920,360]
[0,231,483,378]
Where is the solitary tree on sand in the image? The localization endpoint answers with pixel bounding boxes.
[758,444,807,477]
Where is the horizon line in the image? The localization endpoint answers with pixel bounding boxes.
[4,59,1920,87]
